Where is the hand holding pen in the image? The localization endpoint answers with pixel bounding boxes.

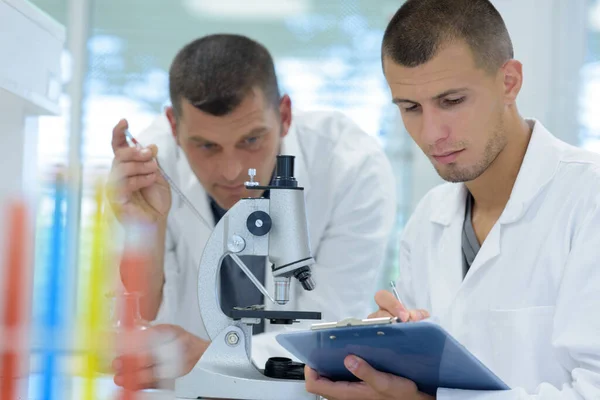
[367,281,430,322]
[107,119,172,224]
[109,119,213,231]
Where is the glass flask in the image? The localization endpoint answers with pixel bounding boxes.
[96,290,151,374]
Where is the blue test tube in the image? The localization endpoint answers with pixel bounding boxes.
[41,174,66,400]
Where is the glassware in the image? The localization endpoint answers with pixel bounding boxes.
[113,291,151,333]
[96,291,150,374]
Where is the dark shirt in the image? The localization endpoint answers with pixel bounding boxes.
[462,191,481,278]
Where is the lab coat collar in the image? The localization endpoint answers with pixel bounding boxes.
[429,184,467,226]
[179,155,215,229]
[498,119,561,223]
[430,119,561,225]
[171,152,214,272]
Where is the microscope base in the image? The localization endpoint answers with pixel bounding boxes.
[175,325,318,400]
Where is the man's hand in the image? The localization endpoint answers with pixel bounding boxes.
[107,119,172,224]
[305,357,434,400]
[108,119,172,319]
[113,324,209,390]
[368,290,430,322]
[304,290,434,399]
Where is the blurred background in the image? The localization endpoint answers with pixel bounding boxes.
[15,0,599,357]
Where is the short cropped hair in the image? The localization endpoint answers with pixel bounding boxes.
[169,34,281,118]
[382,0,514,73]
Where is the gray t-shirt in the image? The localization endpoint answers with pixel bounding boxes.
[462,192,481,277]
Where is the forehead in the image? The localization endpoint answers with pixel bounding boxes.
[179,90,276,135]
[383,42,490,101]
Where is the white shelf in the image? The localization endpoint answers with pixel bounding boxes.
[0,0,65,116]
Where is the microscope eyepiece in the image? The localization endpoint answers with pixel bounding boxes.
[272,155,298,188]
[293,266,315,291]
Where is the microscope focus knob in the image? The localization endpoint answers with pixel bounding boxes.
[227,235,246,253]
[246,211,272,236]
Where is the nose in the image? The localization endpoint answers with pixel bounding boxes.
[219,154,243,182]
[420,107,449,146]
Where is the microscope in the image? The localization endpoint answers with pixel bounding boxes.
[175,155,322,400]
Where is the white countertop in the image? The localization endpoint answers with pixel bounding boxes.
[27,374,179,400]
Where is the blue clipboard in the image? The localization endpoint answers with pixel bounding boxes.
[275,318,509,396]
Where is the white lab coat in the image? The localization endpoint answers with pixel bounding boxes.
[136,109,396,368]
[397,119,600,399]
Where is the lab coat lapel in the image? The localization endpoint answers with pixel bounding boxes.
[428,184,467,318]
[175,155,214,271]
[434,186,503,288]
[498,120,561,225]
[427,183,501,316]
[455,120,559,284]
[462,223,501,284]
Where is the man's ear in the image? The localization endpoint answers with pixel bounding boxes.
[165,106,179,144]
[500,59,523,106]
[279,94,292,138]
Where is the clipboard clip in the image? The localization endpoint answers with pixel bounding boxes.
[310,316,398,331]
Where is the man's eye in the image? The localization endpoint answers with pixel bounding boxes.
[240,136,262,148]
[444,97,465,106]
[198,143,215,150]
[403,104,420,112]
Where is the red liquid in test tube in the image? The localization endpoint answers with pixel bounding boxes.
[0,201,29,400]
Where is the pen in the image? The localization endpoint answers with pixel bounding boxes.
[390,280,410,322]
[123,129,212,231]
[389,280,403,303]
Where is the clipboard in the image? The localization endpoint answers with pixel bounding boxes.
[275,317,509,396]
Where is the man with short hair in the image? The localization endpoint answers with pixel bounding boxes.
[306,0,600,399]
[108,34,396,389]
